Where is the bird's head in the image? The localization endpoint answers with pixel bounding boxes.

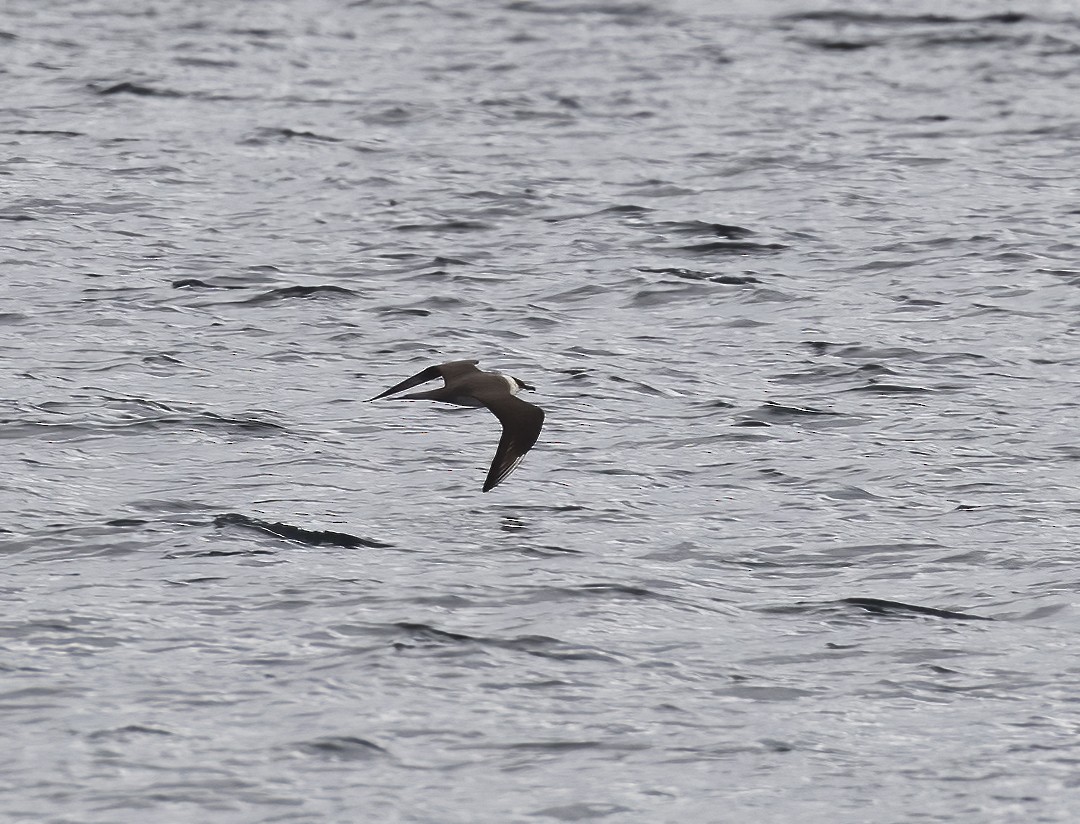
[512,377,535,392]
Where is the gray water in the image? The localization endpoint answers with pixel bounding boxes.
[4,0,1080,821]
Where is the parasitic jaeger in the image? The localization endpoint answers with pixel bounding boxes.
[368,360,544,492]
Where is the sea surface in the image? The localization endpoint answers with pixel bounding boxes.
[3,1,1080,821]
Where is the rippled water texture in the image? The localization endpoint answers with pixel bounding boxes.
[4,1,1080,821]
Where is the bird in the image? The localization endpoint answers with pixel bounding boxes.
[368,360,544,492]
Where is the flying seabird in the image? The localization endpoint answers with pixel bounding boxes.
[368,360,544,492]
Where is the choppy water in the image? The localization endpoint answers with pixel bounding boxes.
[4,1,1080,821]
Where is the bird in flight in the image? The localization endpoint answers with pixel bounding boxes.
[369,360,544,492]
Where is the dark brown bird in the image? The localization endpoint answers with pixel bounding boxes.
[368,360,544,492]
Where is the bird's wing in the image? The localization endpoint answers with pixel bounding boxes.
[437,360,482,380]
[368,360,481,402]
[367,364,445,401]
[475,394,545,492]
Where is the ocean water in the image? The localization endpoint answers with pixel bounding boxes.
[3,1,1080,821]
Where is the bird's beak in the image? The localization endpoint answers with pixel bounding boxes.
[519,381,535,391]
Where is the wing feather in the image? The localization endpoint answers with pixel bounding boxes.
[477,395,544,492]
[437,360,482,380]
[367,364,443,401]
[368,360,480,401]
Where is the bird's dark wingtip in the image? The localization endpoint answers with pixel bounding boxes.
[367,365,443,403]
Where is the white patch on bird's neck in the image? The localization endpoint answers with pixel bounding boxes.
[500,374,519,395]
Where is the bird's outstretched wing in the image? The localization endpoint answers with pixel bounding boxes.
[368,360,480,401]
[477,394,545,492]
[438,360,482,381]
